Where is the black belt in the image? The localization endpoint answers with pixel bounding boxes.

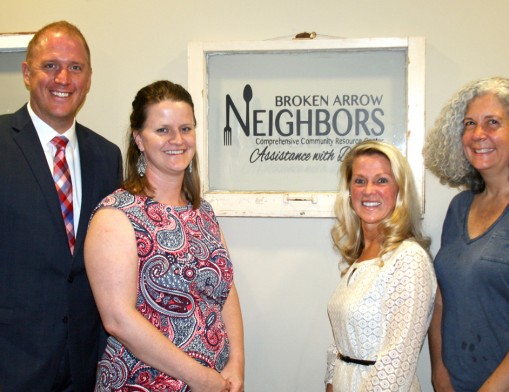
[338,352,376,366]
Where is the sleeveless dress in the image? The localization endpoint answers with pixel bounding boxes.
[93,189,233,391]
[325,240,436,391]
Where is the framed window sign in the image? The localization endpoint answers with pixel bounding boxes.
[188,37,425,217]
[0,33,33,52]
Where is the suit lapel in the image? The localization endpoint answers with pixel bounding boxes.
[11,107,65,234]
[74,124,94,254]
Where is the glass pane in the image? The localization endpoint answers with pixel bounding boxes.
[207,49,407,192]
[0,51,27,115]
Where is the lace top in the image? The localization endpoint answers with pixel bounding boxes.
[325,240,436,391]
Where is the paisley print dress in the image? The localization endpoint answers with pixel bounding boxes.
[93,189,233,391]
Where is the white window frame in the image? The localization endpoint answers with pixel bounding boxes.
[188,37,425,217]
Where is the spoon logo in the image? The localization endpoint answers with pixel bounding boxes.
[223,84,252,146]
[222,84,386,147]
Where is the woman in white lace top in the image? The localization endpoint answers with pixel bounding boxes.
[325,140,436,391]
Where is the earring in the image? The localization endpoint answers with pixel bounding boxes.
[188,161,193,174]
[136,153,146,176]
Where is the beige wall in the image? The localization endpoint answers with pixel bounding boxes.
[2,1,508,390]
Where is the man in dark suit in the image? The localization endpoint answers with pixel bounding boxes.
[0,21,122,391]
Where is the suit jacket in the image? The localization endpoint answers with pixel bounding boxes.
[0,105,123,391]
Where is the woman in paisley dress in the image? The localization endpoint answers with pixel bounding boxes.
[85,80,244,392]
[325,140,436,391]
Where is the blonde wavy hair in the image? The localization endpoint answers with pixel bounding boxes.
[423,76,509,192]
[331,140,429,264]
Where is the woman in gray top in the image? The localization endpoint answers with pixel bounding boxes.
[423,76,509,391]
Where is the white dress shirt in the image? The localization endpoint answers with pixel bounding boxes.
[27,103,83,235]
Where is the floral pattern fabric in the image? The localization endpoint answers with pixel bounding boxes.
[94,189,233,391]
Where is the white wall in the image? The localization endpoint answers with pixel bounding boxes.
[2,1,508,390]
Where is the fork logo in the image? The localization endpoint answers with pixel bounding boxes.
[223,84,386,147]
[224,84,253,146]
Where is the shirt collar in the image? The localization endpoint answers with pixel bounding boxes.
[27,101,78,149]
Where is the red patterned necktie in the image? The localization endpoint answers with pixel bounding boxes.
[51,136,75,254]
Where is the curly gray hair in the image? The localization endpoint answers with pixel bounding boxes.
[423,76,509,192]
